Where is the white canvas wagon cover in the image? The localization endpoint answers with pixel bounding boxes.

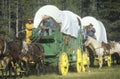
[81,16,107,43]
[33,5,81,38]
[34,5,61,28]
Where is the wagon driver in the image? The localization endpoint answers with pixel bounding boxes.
[86,23,96,39]
[41,15,56,35]
[25,19,34,44]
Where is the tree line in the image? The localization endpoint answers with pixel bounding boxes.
[0,0,120,41]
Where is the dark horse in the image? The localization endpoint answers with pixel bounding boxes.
[7,37,24,78]
[0,36,6,56]
[7,32,44,76]
[0,34,13,78]
[0,37,6,78]
[21,41,45,75]
[13,31,45,75]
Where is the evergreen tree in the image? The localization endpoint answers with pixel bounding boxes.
[97,0,120,41]
[0,0,119,41]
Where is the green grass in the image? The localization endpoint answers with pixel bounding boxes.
[21,65,120,79]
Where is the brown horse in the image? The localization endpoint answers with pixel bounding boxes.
[7,38,24,78]
[0,38,6,56]
[20,41,45,75]
[0,38,6,78]
[0,37,13,78]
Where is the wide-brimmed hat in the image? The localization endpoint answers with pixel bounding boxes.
[89,23,93,26]
[42,15,50,20]
[28,19,33,21]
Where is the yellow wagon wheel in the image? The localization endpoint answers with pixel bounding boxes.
[76,48,82,73]
[58,52,69,75]
[107,55,111,67]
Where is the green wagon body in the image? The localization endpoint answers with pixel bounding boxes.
[29,23,88,75]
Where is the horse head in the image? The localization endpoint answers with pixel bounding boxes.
[0,39,3,54]
[0,38,7,55]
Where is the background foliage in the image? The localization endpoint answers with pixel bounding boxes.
[0,0,120,41]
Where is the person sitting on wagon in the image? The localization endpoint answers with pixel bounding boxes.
[86,23,96,39]
[41,15,56,36]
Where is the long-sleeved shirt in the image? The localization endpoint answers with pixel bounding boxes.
[86,28,96,37]
[43,18,56,31]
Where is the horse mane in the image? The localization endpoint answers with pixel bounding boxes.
[102,42,111,50]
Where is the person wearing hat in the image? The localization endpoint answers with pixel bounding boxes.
[41,15,56,36]
[25,19,34,44]
[86,23,96,39]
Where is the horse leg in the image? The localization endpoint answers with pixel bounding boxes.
[0,60,4,79]
[35,62,40,75]
[8,61,13,79]
[98,56,103,69]
[24,61,29,76]
[35,57,44,75]
[18,60,24,78]
[40,59,46,75]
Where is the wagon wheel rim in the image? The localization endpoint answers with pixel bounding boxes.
[58,52,69,75]
[76,48,82,73]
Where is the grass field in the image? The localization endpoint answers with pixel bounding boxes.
[21,65,120,79]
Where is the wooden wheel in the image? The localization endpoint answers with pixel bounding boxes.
[58,52,69,75]
[76,48,82,73]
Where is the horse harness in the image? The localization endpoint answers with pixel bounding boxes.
[28,44,34,55]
